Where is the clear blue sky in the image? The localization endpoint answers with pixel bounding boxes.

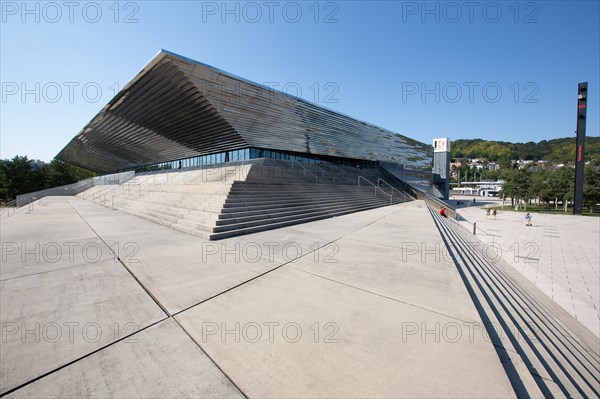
[1,0,599,162]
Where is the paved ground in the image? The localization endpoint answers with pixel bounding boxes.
[456,205,600,337]
[0,196,516,398]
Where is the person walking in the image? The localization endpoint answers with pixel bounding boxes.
[525,212,532,226]
[492,209,497,220]
[486,209,491,220]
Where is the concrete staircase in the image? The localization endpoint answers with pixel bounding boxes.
[78,160,412,240]
[210,181,404,239]
[427,201,600,398]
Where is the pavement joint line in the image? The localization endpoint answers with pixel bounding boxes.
[171,203,410,317]
[171,258,291,317]
[66,199,171,317]
[0,316,169,398]
[0,261,110,283]
[65,199,253,396]
[172,318,250,399]
[341,235,445,252]
[288,264,480,325]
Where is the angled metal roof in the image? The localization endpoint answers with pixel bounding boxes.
[57,50,431,173]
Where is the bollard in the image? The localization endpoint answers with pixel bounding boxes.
[473,221,477,235]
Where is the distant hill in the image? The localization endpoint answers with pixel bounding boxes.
[450,137,600,163]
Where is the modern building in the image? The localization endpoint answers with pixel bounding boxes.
[56,50,432,174]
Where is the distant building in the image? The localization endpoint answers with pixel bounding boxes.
[487,161,499,171]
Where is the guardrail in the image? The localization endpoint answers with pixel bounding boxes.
[377,164,427,200]
[290,160,321,184]
[15,171,135,207]
[377,178,409,204]
[0,199,18,218]
[424,195,458,220]
[425,195,491,235]
[16,180,94,207]
[358,176,395,204]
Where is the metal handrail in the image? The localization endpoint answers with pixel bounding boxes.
[315,163,351,184]
[425,199,483,238]
[291,160,320,183]
[1,199,17,208]
[27,196,37,213]
[377,178,408,205]
[426,201,462,236]
[0,199,18,218]
[358,176,392,202]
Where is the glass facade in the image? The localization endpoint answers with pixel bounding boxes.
[133,147,380,173]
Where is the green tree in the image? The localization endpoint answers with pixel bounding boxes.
[546,167,575,211]
[1,156,44,200]
[583,163,600,213]
[0,157,96,202]
[528,170,548,206]
[500,168,532,209]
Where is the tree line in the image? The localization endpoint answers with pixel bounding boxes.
[451,137,600,163]
[0,156,96,204]
[487,162,600,212]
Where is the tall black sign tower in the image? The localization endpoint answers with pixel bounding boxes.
[573,82,587,215]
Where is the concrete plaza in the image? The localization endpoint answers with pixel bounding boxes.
[456,205,600,337]
[0,197,598,398]
[1,196,518,398]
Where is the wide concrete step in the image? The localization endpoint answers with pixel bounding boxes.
[121,192,227,202]
[170,222,212,239]
[114,197,180,213]
[120,207,175,229]
[174,218,215,232]
[114,201,215,236]
[223,192,382,205]
[428,204,600,398]
[229,182,398,194]
[210,203,384,240]
[223,192,390,207]
[116,202,181,224]
[116,198,220,223]
[216,197,393,226]
[80,168,410,241]
[218,197,391,219]
[221,196,391,213]
[115,198,190,219]
[117,194,225,209]
[212,201,386,233]
[230,181,380,190]
[122,184,232,195]
[135,189,228,197]
[114,193,225,211]
[226,188,377,196]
